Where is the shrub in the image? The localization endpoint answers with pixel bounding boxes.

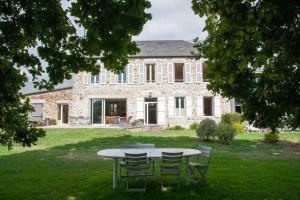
[221,112,241,126]
[196,118,217,141]
[232,122,246,134]
[189,122,199,130]
[215,124,235,144]
[264,132,279,143]
[168,125,185,130]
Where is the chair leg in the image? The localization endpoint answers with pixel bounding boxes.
[119,166,122,183]
[176,176,180,190]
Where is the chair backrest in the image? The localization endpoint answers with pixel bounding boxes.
[198,145,212,164]
[162,152,183,167]
[137,143,155,149]
[119,144,139,149]
[125,152,148,171]
[127,116,132,123]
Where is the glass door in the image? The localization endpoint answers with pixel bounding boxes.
[58,104,69,124]
[91,99,104,124]
[144,98,157,124]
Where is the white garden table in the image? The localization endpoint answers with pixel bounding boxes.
[97,148,202,190]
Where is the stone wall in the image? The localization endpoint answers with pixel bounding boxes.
[70,58,232,128]
[26,88,72,123]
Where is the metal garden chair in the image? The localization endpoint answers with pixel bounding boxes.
[189,146,212,183]
[124,152,148,192]
[160,152,183,190]
[119,144,155,182]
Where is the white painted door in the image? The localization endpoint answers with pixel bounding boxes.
[157,97,166,125]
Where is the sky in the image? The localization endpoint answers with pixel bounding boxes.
[63,0,207,41]
[133,0,207,41]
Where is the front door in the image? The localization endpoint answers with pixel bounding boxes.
[144,98,157,124]
[58,104,69,124]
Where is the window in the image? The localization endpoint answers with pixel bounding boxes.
[235,99,242,113]
[117,67,127,83]
[175,97,185,116]
[174,63,184,82]
[202,63,208,82]
[29,103,43,121]
[146,64,155,82]
[91,74,100,83]
[91,65,105,83]
[203,97,213,116]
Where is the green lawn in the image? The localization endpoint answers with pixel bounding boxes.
[0,129,299,200]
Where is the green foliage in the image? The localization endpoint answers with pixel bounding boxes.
[196,118,217,141]
[189,122,199,130]
[232,122,246,134]
[264,132,280,143]
[215,124,235,144]
[0,0,151,149]
[168,125,185,130]
[221,113,242,126]
[192,0,300,132]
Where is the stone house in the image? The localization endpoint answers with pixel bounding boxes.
[23,40,240,128]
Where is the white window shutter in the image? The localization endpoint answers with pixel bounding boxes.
[185,63,191,83]
[168,97,175,117]
[168,63,174,83]
[156,63,162,83]
[157,97,166,125]
[214,96,221,117]
[136,97,144,120]
[186,96,192,117]
[110,73,117,84]
[139,64,145,84]
[82,73,89,85]
[196,63,202,83]
[197,96,203,117]
[100,65,106,84]
[127,64,134,84]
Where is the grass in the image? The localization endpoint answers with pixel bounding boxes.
[0,129,299,200]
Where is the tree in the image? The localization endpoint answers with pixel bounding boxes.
[192,0,300,140]
[0,0,151,149]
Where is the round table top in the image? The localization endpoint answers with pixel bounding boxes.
[97,148,201,158]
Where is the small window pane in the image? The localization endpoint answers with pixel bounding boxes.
[175,97,179,108]
[180,97,185,108]
[151,64,155,82]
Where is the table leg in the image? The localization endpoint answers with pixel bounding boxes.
[185,156,190,185]
[113,158,118,190]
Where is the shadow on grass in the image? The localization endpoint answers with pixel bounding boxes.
[0,135,300,200]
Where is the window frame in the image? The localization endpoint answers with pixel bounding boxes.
[174,63,184,82]
[29,103,43,120]
[90,74,100,84]
[203,96,213,116]
[202,63,208,82]
[146,63,156,83]
[117,66,128,84]
[175,97,186,117]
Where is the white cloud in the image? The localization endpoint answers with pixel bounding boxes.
[133,0,207,41]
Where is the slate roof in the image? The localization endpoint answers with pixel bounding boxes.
[133,40,194,58]
[21,79,73,95]
[21,40,194,95]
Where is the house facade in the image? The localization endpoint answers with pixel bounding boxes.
[23,40,238,128]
